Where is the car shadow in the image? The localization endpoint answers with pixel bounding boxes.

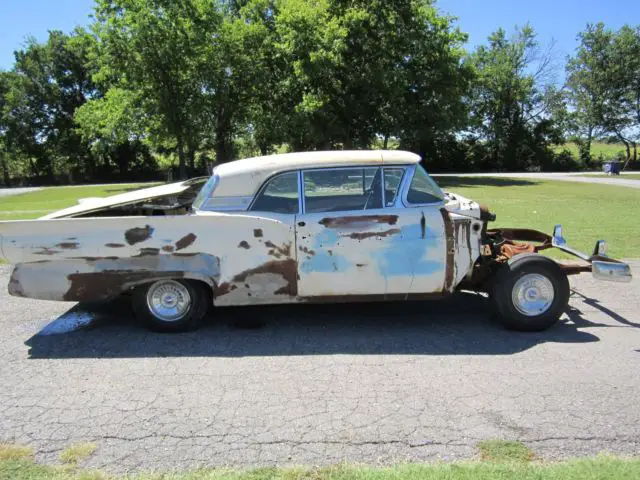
[433,177,540,189]
[565,290,639,328]
[25,291,601,359]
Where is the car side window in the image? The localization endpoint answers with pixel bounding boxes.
[406,164,444,204]
[303,167,382,213]
[383,167,405,207]
[250,171,299,214]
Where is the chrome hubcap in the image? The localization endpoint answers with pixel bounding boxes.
[146,280,191,322]
[511,273,555,316]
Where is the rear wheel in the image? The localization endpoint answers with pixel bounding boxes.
[492,254,569,332]
[132,279,210,332]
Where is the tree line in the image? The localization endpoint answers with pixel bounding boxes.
[0,0,638,185]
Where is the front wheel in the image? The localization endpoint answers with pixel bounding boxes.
[492,254,569,332]
[132,279,210,332]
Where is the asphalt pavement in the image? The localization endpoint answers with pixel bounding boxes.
[0,263,638,473]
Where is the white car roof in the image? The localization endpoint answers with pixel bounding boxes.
[213,150,421,198]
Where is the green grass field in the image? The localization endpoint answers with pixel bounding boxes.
[0,183,158,221]
[554,141,627,161]
[1,442,640,480]
[436,177,640,259]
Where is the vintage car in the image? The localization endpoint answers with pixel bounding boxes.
[0,150,632,332]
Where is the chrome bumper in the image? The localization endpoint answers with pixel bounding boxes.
[553,225,632,283]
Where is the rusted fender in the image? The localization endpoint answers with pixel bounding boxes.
[9,254,220,302]
[441,210,483,292]
[2,213,297,305]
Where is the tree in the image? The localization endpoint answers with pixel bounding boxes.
[566,23,640,168]
[267,0,470,154]
[468,25,560,171]
[93,0,223,178]
[0,72,11,185]
[2,29,97,182]
[565,23,614,164]
[605,25,640,168]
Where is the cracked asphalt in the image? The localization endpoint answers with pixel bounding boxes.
[0,262,639,473]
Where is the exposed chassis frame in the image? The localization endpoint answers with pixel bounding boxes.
[487,224,632,283]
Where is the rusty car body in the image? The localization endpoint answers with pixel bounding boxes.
[0,150,632,332]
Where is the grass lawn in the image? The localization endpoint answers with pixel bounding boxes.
[2,442,640,480]
[435,177,640,259]
[554,141,627,160]
[0,183,159,221]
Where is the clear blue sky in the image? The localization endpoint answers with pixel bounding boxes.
[0,0,95,70]
[1,0,638,72]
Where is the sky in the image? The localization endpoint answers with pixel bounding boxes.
[1,0,639,72]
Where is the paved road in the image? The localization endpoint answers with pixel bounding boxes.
[433,172,640,189]
[0,187,43,198]
[0,263,639,473]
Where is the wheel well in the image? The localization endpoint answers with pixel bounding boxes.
[129,276,214,297]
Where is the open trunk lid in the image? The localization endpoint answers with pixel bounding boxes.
[40,177,209,219]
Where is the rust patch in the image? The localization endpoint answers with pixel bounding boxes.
[162,245,175,253]
[253,229,263,238]
[214,259,298,299]
[34,247,60,256]
[125,225,154,245]
[137,247,160,257]
[345,228,400,240]
[264,240,292,258]
[175,233,197,251]
[299,246,316,256]
[489,228,551,245]
[319,215,398,228]
[420,212,426,239]
[64,270,185,302]
[497,241,536,261]
[213,282,233,297]
[56,242,79,250]
[440,208,454,292]
[557,260,592,275]
[105,243,125,248]
[74,256,120,261]
[8,269,26,297]
[238,241,251,250]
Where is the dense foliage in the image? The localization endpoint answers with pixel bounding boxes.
[0,1,638,184]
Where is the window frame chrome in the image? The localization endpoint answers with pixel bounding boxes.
[300,165,385,215]
[381,166,408,208]
[246,169,302,215]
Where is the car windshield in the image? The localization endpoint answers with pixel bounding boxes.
[192,174,219,210]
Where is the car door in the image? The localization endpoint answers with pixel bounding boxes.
[295,166,446,298]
